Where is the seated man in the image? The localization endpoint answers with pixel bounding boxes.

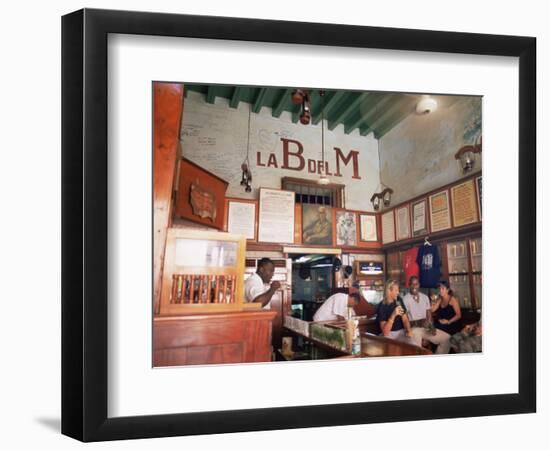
[403,276,451,353]
[450,321,482,353]
[313,292,361,322]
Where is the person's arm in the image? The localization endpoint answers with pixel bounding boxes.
[430,298,441,314]
[380,308,401,336]
[252,281,281,307]
[402,314,413,337]
[305,225,329,242]
[438,297,462,324]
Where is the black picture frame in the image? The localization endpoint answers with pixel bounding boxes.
[62,8,536,442]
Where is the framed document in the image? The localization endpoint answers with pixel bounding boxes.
[359,214,378,242]
[62,8,535,443]
[258,188,295,243]
[429,190,452,232]
[395,205,411,241]
[411,198,429,237]
[335,210,358,246]
[381,210,396,244]
[476,176,482,217]
[451,179,479,227]
[227,199,257,240]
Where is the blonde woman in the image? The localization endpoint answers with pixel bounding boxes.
[376,279,413,341]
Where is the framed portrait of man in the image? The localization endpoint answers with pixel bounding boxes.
[302,204,333,245]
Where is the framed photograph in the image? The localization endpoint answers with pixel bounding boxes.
[395,204,411,241]
[381,210,396,244]
[335,210,358,246]
[62,8,535,442]
[429,190,452,233]
[411,198,429,237]
[226,198,257,240]
[258,188,295,243]
[359,213,378,242]
[302,203,333,245]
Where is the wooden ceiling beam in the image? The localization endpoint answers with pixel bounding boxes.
[206,86,217,104]
[345,94,394,134]
[367,96,418,137]
[272,89,293,118]
[328,92,370,131]
[230,86,244,108]
[312,91,346,125]
[252,88,268,113]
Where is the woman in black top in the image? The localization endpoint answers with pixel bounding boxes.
[431,280,462,336]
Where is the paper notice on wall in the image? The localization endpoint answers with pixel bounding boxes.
[429,190,451,232]
[381,210,395,244]
[258,188,295,243]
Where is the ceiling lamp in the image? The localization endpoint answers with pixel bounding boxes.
[416,95,438,115]
[317,90,330,185]
[455,135,482,174]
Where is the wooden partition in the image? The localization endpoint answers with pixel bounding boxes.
[154,310,277,366]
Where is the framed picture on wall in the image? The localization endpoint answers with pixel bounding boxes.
[258,188,295,243]
[62,8,535,442]
[411,198,429,237]
[381,210,396,244]
[359,213,378,242]
[429,190,452,233]
[335,210,358,246]
[395,204,411,240]
[226,198,257,240]
[302,204,333,245]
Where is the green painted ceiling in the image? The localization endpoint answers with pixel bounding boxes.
[184,84,437,139]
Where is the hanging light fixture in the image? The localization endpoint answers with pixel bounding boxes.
[292,88,312,125]
[370,184,394,210]
[455,135,482,174]
[240,108,253,192]
[318,90,330,185]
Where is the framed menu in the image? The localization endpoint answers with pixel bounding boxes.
[411,198,429,237]
[395,205,411,240]
[429,190,451,232]
[258,188,295,243]
[381,210,396,244]
[227,199,257,240]
[359,214,378,242]
[451,179,479,227]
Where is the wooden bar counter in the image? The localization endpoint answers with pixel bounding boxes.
[154,310,277,367]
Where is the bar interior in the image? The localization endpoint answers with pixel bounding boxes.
[153,83,482,366]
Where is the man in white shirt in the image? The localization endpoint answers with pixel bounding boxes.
[244,258,281,309]
[403,275,450,353]
[313,292,361,322]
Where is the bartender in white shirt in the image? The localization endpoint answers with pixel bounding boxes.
[313,292,362,322]
[244,257,281,309]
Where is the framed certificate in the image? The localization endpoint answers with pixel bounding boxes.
[359,213,378,242]
[227,199,257,240]
[451,179,479,227]
[395,204,411,240]
[258,188,295,243]
[381,210,396,244]
[411,198,429,237]
[429,190,452,233]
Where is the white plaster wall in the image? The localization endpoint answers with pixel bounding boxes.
[379,96,482,205]
[180,91,380,211]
